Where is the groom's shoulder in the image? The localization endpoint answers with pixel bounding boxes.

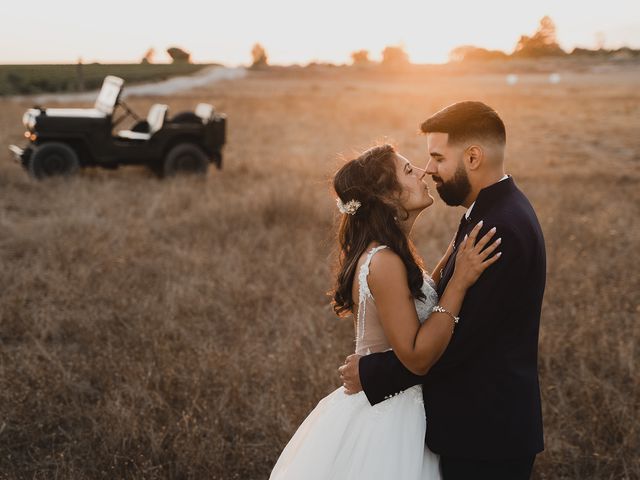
[486,198,544,262]
[484,198,537,241]
[491,188,539,227]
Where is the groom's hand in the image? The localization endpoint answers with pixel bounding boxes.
[338,354,362,395]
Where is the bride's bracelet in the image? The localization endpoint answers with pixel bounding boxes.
[432,305,460,333]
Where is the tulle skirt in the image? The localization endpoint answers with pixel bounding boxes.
[270,385,440,480]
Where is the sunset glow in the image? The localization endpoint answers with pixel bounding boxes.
[2,0,639,65]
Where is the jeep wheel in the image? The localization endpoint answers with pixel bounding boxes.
[29,142,80,179]
[162,143,209,177]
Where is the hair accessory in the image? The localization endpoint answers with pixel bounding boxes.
[336,198,361,215]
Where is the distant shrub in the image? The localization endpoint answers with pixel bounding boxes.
[167,47,191,63]
[350,50,371,67]
[251,43,268,69]
[381,45,410,70]
[141,48,155,64]
[513,16,566,58]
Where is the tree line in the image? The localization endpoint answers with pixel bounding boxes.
[248,16,640,68]
[450,16,640,62]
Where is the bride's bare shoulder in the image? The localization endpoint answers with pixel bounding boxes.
[367,248,408,292]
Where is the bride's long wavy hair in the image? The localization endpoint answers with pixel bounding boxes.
[332,144,426,317]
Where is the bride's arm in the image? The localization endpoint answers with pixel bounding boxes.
[369,252,463,375]
[369,223,500,375]
[430,233,455,285]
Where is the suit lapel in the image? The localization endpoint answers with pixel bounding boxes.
[436,177,517,296]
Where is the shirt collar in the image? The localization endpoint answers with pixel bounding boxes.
[465,174,510,220]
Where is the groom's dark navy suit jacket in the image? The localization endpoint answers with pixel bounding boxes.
[360,176,546,460]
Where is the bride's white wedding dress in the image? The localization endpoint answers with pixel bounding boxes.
[270,245,441,479]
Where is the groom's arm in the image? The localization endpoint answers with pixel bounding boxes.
[359,350,426,405]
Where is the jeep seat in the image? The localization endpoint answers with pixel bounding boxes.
[45,75,124,119]
[117,104,168,141]
[195,103,214,123]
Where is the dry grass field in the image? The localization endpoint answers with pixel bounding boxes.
[0,64,639,479]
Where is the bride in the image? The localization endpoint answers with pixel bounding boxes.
[270,144,501,479]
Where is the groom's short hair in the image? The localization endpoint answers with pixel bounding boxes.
[420,101,506,146]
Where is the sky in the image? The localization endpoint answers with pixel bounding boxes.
[1,0,639,65]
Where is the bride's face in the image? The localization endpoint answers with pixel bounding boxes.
[393,153,434,213]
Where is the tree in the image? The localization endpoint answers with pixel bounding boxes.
[350,49,371,66]
[167,47,191,63]
[513,16,566,58]
[251,43,268,68]
[381,45,409,69]
[449,45,508,62]
[141,48,155,64]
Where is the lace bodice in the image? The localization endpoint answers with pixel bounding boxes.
[354,245,439,356]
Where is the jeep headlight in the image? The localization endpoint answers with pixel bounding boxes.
[22,109,38,131]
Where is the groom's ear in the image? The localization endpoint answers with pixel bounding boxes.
[465,145,483,171]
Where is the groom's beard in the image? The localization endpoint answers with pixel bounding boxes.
[434,162,471,206]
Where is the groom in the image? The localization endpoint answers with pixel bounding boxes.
[339,101,546,479]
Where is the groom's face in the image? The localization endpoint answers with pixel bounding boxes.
[425,132,472,207]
